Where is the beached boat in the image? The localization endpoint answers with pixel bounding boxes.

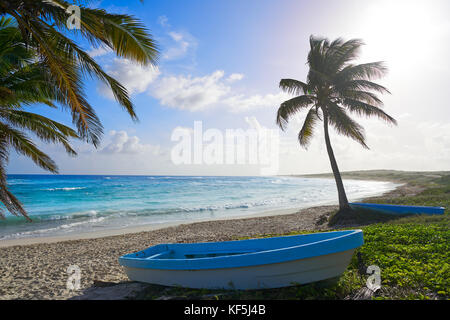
[118,230,363,290]
[349,202,445,215]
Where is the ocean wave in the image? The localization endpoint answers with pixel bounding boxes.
[7,179,29,185]
[176,197,298,213]
[0,216,106,240]
[11,198,292,224]
[0,210,100,226]
[270,179,284,184]
[41,187,87,191]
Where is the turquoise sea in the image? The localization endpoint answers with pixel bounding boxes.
[0,175,397,240]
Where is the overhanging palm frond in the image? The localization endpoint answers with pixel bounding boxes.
[279,79,309,96]
[326,104,368,148]
[342,99,397,125]
[8,13,103,145]
[39,0,159,65]
[338,89,384,107]
[307,35,328,71]
[0,123,58,173]
[298,107,319,148]
[0,185,31,221]
[335,62,388,83]
[0,146,30,221]
[0,109,79,155]
[3,0,159,147]
[0,62,61,108]
[276,95,315,130]
[39,22,137,119]
[326,38,364,74]
[0,13,90,221]
[334,79,390,95]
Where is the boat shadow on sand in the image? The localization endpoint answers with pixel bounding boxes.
[68,281,148,300]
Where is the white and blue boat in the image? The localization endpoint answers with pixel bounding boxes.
[118,230,363,290]
[349,202,445,215]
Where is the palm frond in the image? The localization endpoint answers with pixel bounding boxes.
[298,107,319,148]
[307,36,327,73]
[39,21,137,119]
[335,62,388,83]
[326,103,368,148]
[334,79,390,95]
[3,0,160,147]
[40,1,159,65]
[342,99,397,125]
[326,38,364,73]
[338,89,384,107]
[0,123,58,172]
[10,14,103,145]
[279,79,309,96]
[0,62,60,108]
[0,145,30,221]
[276,95,315,130]
[0,109,79,155]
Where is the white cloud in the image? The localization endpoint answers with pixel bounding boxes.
[157,15,170,27]
[150,70,289,113]
[87,45,112,58]
[157,15,197,61]
[151,70,230,111]
[101,130,161,155]
[162,31,193,61]
[224,92,291,113]
[168,31,183,42]
[227,73,244,82]
[99,58,160,99]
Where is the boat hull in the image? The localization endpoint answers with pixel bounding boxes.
[122,249,355,290]
[119,230,363,289]
[349,202,445,215]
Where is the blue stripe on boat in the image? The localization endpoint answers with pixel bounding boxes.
[118,229,364,270]
[349,202,445,215]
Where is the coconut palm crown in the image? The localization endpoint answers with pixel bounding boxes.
[0,0,159,146]
[277,35,397,212]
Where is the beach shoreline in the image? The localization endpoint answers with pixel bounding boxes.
[0,177,417,300]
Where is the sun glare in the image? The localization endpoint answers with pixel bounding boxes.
[359,1,447,68]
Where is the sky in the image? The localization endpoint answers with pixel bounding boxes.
[6,0,450,176]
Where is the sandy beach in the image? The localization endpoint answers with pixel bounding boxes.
[0,180,421,300]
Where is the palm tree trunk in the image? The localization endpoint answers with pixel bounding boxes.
[323,111,350,211]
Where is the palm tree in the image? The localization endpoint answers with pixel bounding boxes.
[0,0,159,146]
[0,17,81,220]
[277,36,396,214]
